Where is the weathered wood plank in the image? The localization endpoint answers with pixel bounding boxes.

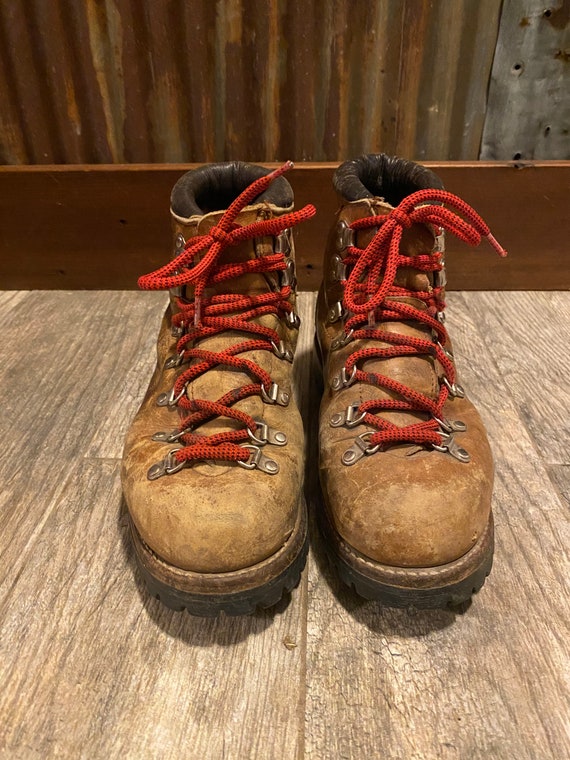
[481,0,570,160]
[0,289,314,759]
[0,459,308,760]
[1,290,568,759]
[85,292,167,459]
[1,162,569,291]
[0,289,28,317]
[458,291,570,466]
[0,291,166,588]
[304,291,570,760]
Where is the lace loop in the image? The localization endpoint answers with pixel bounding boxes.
[140,162,315,469]
[335,189,506,453]
[343,189,506,317]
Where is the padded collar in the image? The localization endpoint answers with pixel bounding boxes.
[171,162,294,218]
[334,154,444,206]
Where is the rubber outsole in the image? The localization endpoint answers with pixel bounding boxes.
[129,506,308,617]
[318,504,494,609]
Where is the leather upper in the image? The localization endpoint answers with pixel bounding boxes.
[122,168,304,574]
[317,156,494,568]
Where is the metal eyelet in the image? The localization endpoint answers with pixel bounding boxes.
[331,253,347,282]
[341,432,380,466]
[164,352,185,370]
[247,420,287,446]
[284,310,301,329]
[174,233,186,253]
[327,301,346,324]
[157,384,187,407]
[152,430,178,443]
[274,229,292,255]
[279,259,297,289]
[330,365,357,391]
[336,220,355,251]
[147,448,186,480]
[260,382,290,406]
[238,444,280,474]
[442,377,465,398]
[271,340,294,362]
[151,423,195,443]
[433,266,447,289]
[436,341,454,361]
[433,227,445,253]
[437,310,446,324]
[433,416,467,434]
[330,403,366,428]
[432,431,470,463]
[171,322,184,338]
[330,329,354,351]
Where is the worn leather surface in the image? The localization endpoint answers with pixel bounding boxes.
[317,159,494,569]
[122,183,304,574]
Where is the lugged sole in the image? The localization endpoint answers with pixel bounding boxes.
[318,504,494,609]
[129,504,308,617]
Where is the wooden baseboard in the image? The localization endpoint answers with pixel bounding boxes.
[0,161,568,290]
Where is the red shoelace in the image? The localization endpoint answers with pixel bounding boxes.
[139,162,316,468]
[335,189,507,453]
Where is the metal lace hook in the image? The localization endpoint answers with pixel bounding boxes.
[147,449,186,480]
[237,444,280,474]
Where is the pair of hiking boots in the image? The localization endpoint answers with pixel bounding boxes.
[122,154,506,616]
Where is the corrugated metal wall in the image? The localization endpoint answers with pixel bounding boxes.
[481,0,570,160]
[0,0,568,164]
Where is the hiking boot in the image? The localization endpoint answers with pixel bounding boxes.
[122,162,315,616]
[316,154,506,608]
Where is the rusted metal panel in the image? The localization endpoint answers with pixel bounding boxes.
[0,0,503,164]
[481,0,570,160]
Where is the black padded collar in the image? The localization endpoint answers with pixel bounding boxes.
[171,162,294,218]
[334,154,444,207]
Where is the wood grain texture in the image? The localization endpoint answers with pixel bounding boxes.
[1,162,569,291]
[0,290,311,760]
[548,465,570,509]
[304,291,570,760]
[481,0,570,161]
[458,291,570,466]
[0,291,568,759]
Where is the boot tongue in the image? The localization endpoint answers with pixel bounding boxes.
[169,203,292,437]
[171,202,286,301]
[342,198,440,429]
[332,155,445,442]
[349,198,435,294]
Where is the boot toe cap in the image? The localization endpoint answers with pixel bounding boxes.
[124,462,299,574]
[322,447,493,569]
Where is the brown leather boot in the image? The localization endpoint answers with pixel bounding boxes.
[122,162,315,615]
[316,154,506,608]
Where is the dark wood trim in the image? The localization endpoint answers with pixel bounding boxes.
[1,162,568,290]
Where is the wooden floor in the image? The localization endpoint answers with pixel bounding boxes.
[0,290,568,760]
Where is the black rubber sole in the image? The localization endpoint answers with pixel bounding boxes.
[129,511,308,617]
[137,537,308,617]
[318,505,494,609]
